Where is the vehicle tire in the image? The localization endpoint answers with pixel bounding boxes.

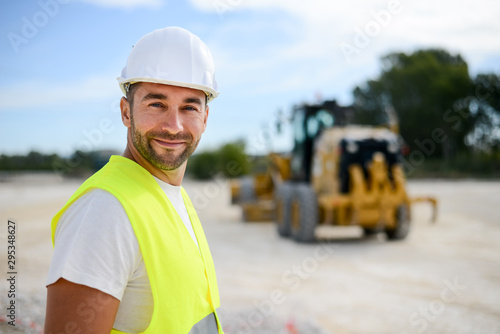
[275,183,293,237]
[239,177,256,203]
[238,177,256,222]
[290,184,318,243]
[385,204,410,240]
[363,227,381,236]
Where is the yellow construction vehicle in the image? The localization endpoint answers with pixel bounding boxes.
[230,100,437,242]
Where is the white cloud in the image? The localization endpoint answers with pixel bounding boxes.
[77,0,163,9]
[191,0,500,114]
[0,74,121,111]
[192,0,500,71]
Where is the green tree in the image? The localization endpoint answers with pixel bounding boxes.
[0,151,65,171]
[187,151,221,180]
[187,140,250,180]
[353,49,473,160]
[217,141,251,176]
[464,73,500,153]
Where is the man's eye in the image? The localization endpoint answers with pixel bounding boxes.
[184,106,198,111]
[150,103,164,108]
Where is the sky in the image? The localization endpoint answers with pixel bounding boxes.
[1,0,499,157]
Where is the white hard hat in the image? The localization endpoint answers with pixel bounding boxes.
[117,27,219,102]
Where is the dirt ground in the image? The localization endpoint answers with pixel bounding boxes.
[0,173,499,333]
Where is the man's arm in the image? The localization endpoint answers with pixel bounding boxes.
[44,278,120,334]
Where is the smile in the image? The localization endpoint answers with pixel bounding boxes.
[152,138,186,149]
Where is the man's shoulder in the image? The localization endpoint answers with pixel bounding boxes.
[71,187,124,212]
[55,188,138,253]
[58,188,129,233]
[80,156,158,201]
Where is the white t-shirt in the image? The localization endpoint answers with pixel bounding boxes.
[46,177,199,333]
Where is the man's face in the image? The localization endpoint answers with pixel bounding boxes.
[122,82,208,171]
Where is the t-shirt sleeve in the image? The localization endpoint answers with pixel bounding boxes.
[46,188,140,301]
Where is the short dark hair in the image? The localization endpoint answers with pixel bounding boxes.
[125,83,140,107]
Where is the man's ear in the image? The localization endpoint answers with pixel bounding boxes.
[120,97,131,128]
[203,106,209,132]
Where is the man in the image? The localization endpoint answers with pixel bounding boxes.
[44,27,223,334]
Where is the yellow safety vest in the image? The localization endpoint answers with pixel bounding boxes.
[51,155,223,334]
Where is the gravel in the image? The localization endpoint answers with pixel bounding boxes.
[1,176,499,333]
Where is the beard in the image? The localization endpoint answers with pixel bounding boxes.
[131,121,200,171]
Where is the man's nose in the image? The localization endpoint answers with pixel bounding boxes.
[161,109,183,134]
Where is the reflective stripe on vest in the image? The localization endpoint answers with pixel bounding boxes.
[51,156,223,334]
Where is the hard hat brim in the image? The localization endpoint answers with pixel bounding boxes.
[117,77,219,103]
